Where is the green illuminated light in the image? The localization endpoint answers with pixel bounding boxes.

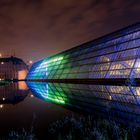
[47,96,65,104]
[43,56,64,64]
[27,82,66,105]
[30,56,64,79]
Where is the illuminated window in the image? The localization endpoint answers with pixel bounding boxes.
[18,70,28,80]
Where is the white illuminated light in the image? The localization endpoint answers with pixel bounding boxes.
[1,62,4,65]
[0,105,3,108]
[30,95,34,98]
[2,98,5,101]
[109,96,112,100]
[39,84,49,99]
[29,60,33,64]
[134,59,140,74]
[136,59,140,68]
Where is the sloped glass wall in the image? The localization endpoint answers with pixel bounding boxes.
[27,23,140,80]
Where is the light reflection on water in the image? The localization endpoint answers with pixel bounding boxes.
[27,82,140,127]
[0,81,140,137]
[0,81,73,138]
[0,81,29,105]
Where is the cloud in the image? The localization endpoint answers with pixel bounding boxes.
[0,0,139,61]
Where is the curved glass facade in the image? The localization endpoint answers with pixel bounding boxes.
[27,23,140,80]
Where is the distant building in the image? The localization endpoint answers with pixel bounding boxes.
[0,56,28,80]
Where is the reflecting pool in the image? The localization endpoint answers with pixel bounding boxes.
[0,81,140,139]
[27,82,140,126]
[0,82,73,139]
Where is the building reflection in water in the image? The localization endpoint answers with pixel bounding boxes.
[27,82,140,127]
[0,81,29,106]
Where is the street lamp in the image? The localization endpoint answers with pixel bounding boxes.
[29,60,33,64]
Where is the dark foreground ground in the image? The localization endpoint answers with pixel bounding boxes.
[0,115,140,140]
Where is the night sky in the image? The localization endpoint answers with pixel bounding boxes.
[0,0,140,63]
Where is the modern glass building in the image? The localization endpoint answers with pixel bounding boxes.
[27,23,140,81]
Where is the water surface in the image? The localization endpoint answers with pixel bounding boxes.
[0,81,140,139]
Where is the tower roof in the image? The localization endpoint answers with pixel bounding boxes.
[0,56,25,65]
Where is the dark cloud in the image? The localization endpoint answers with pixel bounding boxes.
[0,0,139,62]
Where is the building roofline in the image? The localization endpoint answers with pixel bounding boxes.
[34,22,140,63]
[0,56,26,64]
